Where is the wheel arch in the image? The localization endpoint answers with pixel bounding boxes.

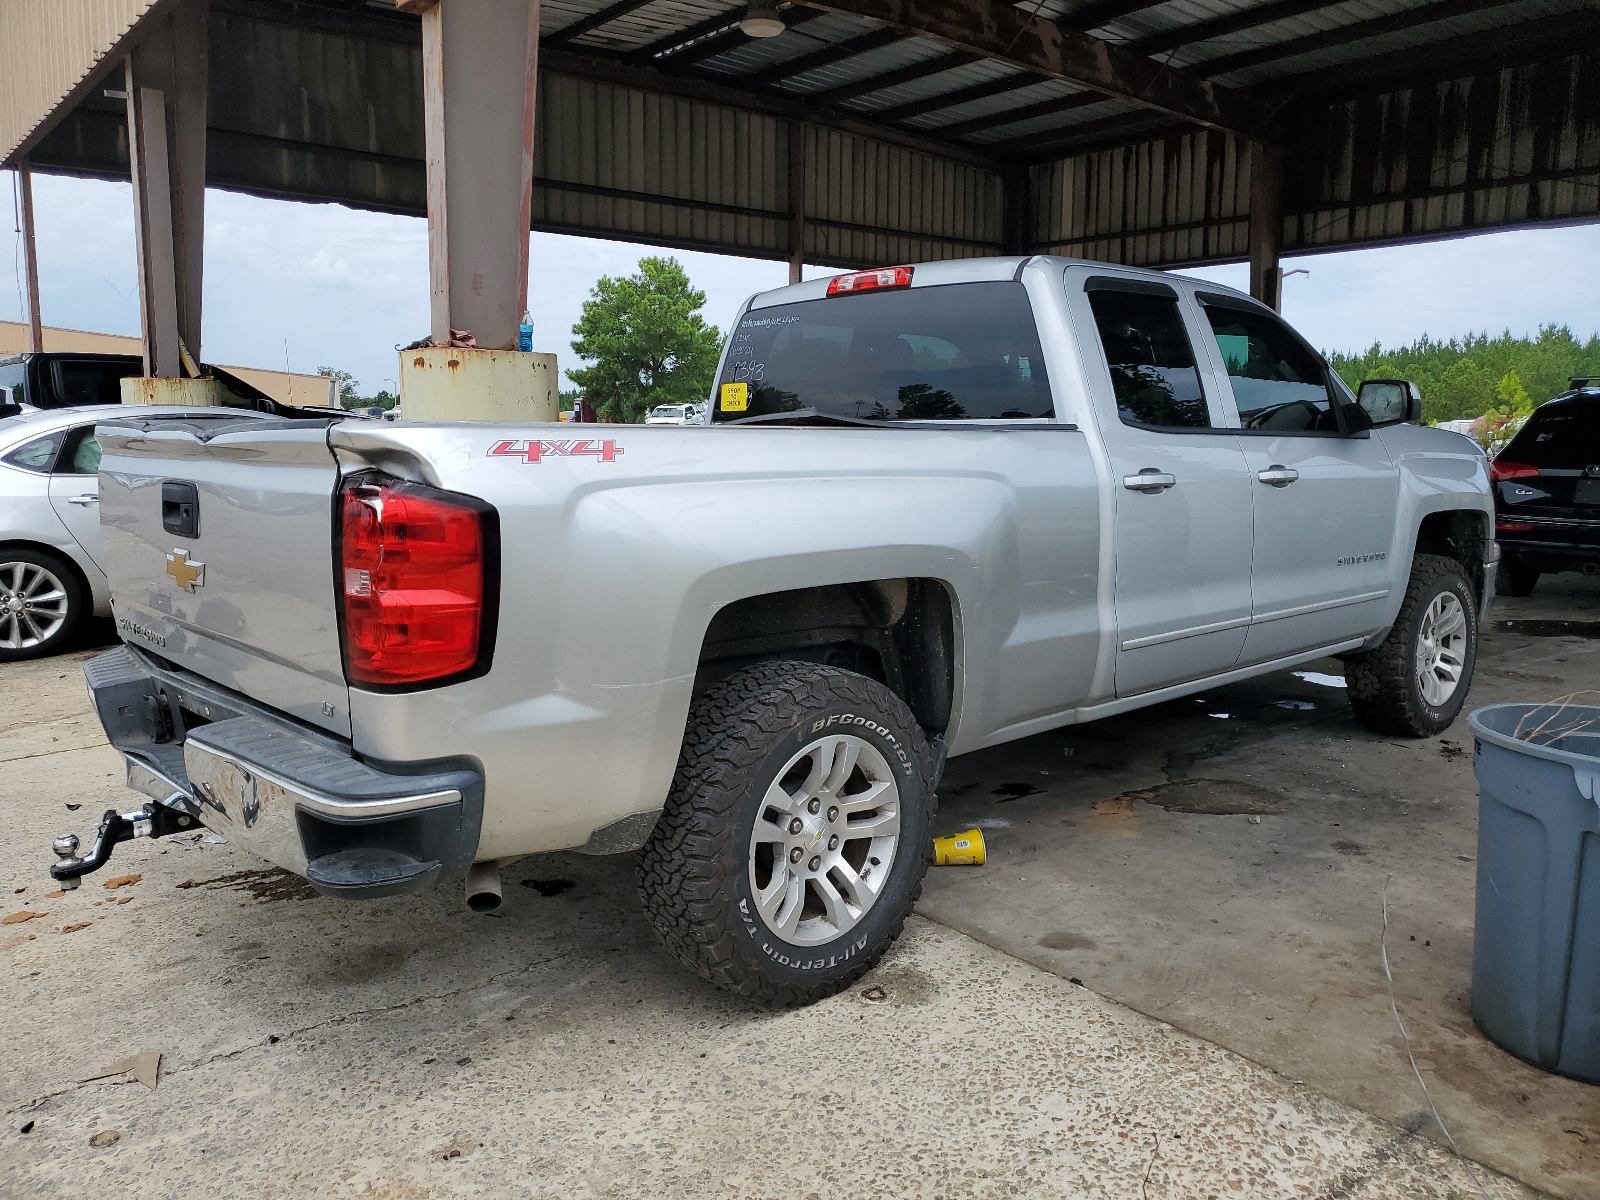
[1412,508,1491,604]
[693,576,960,740]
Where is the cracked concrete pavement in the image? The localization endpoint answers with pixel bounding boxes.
[1,584,1593,1198]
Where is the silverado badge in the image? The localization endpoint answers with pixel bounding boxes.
[165,548,205,592]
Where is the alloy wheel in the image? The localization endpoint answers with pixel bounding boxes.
[0,561,70,650]
[747,733,902,947]
[1414,590,1467,708]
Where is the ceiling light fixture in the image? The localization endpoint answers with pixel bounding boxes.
[740,0,786,38]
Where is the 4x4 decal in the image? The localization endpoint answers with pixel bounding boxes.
[488,438,624,464]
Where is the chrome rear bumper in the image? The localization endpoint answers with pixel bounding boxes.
[84,645,483,898]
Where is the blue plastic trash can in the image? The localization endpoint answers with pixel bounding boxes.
[1468,702,1600,1083]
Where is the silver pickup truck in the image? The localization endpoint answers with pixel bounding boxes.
[54,255,1494,1006]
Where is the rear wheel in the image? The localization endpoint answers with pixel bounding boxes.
[0,549,85,661]
[1496,557,1539,597]
[638,660,933,1007]
[1346,554,1478,737]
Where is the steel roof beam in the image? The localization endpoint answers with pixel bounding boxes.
[1063,0,1177,34]
[541,0,657,48]
[761,26,905,83]
[793,0,1273,137]
[931,91,1101,139]
[1192,0,1519,78]
[800,47,980,105]
[1126,0,1336,57]
[868,72,1033,123]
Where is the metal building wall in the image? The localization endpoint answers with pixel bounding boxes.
[532,73,789,258]
[806,125,1005,265]
[0,0,162,164]
[1287,54,1600,254]
[1029,51,1600,268]
[1029,131,1252,266]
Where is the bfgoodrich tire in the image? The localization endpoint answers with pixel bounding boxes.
[637,660,934,1007]
[1346,553,1478,737]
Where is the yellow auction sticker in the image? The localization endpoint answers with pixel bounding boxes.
[719,382,749,412]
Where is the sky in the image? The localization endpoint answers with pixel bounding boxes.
[5,170,1600,397]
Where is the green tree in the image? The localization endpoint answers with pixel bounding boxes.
[567,257,723,423]
[316,367,397,411]
[316,366,360,409]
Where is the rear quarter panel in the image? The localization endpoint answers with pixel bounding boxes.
[332,422,1101,859]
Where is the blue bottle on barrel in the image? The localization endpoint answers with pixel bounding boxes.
[518,310,533,353]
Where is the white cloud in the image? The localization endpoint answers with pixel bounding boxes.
[6,171,1598,395]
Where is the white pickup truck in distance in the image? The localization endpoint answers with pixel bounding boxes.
[58,255,1495,1007]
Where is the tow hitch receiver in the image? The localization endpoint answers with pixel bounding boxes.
[50,796,198,889]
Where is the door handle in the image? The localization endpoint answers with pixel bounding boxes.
[66,494,99,506]
[1256,465,1299,488]
[1122,469,1177,493]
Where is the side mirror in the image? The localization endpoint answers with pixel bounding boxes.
[1357,379,1422,426]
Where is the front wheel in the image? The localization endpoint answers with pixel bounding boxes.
[638,660,933,1007]
[1346,553,1478,737]
[0,550,86,661]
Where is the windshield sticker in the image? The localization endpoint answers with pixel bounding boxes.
[719,383,749,413]
[488,438,624,464]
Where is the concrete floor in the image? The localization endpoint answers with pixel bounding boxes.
[1,581,1595,1199]
[924,573,1600,1200]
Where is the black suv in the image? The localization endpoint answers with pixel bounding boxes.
[1491,378,1600,595]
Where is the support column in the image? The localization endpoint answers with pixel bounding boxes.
[411,0,540,350]
[124,0,207,378]
[788,121,806,285]
[17,164,43,353]
[1248,141,1285,312]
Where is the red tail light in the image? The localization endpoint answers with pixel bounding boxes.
[339,477,496,688]
[826,266,913,296]
[1490,459,1538,483]
[1496,521,1533,532]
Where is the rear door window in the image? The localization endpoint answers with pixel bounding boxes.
[1085,287,1212,429]
[712,282,1051,422]
[1201,304,1339,433]
[1508,405,1600,469]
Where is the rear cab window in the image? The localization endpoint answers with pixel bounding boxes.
[712,281,1051,423]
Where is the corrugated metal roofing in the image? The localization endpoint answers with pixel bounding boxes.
[8,0,1599,280]
[776,35,951,97]
[0,0,161,164]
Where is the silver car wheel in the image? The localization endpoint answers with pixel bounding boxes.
[747,733,902,947]
[0,561,70,650]
[1415,590,1467,708]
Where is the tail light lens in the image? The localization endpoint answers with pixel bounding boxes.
[826,266,913,296]
[1490,459,1538,483]
[339,477,496,687]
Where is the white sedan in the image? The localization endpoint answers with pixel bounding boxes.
[0,405,242,659]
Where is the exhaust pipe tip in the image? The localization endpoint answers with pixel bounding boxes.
[464,861,502,913]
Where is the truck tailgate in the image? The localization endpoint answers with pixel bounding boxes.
[97,416,351,737]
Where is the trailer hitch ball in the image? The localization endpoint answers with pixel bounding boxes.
[52,834,83,890]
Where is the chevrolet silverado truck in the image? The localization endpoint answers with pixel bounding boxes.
[52,256,1495,1006]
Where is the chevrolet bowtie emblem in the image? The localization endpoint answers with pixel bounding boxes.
[165,548,205,592]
